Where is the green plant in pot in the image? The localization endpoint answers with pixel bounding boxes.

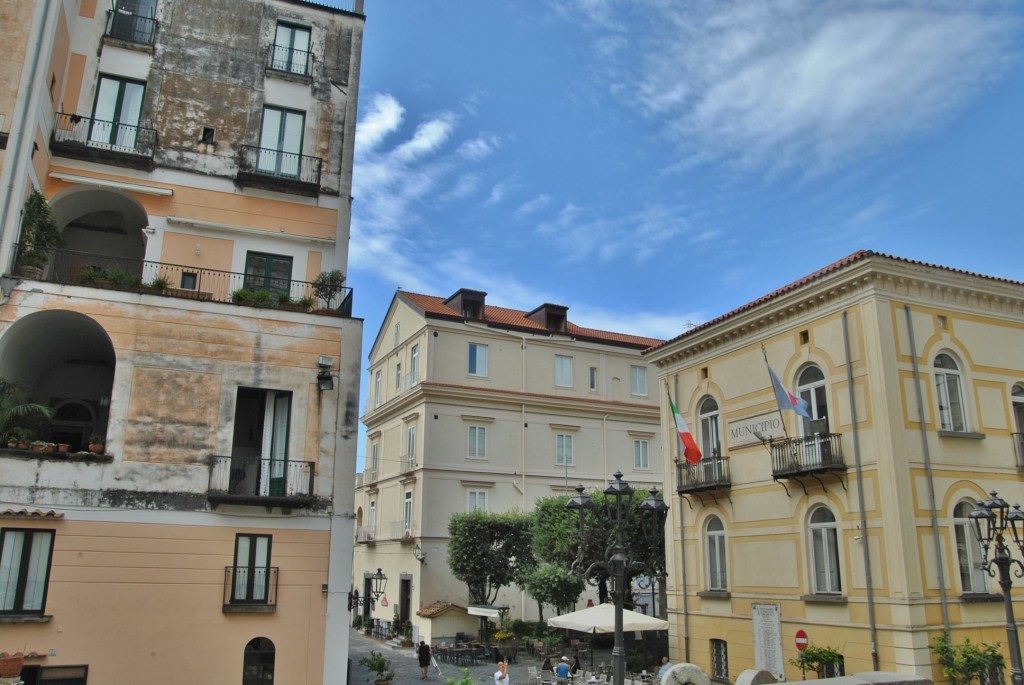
[15,189,63,277]
[75,265,108,285]
[358,650,394,684]
[0,378,52,447]
[88,433,105,454]
[148,275,171,291]
[312,269,346,309]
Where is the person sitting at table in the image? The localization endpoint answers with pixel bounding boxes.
[555,656,572,685]
[569,656,581,676]
[657,656,673,681]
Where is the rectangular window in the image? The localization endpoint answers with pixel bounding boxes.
[396,363,402,390]
[90,74,146,150]
[467,490,489,512]
[633,439,650,470]
[244,251,292,295]
[0,529,55,614]
[556,433,574,466]
[403,490,413,535]
[468,425,486,459]
[271,23,311,75]
[369,500,376,534]
[589,366,598,392]
[232,534,271,603]
[411,345,420,383]
[373,370,382,407]
[630,365,648,396]
[370,442,379,481]
[710,639,729,682]
[555,355,573,387]
[406,424,416,471]
[258,106,305,178]
[468,343,488,376]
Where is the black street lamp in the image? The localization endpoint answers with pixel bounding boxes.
[348,567,388,611]
[565,472,669,685]
[970,491,1024,685]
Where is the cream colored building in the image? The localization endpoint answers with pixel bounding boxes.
[354,288,665,643]
[0,1,365,683]
[645,250,1024,683]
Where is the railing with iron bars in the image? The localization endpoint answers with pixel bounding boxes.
[12,245,353,315]
[223,566,278,606]
[678,455,730,492]
[389,520,418,541]
[105,8,157,44]
[769,433,845,476]
[52,112,157,158]
[355,527,375,543]
[268,43,314,76]
[238,144,322,187]
[1014,433,1024,470]
[209,455,315,500]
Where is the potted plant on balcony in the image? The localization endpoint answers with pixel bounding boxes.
[88,433,105,454]
[15,189,62,279]
[357,651,394,685]
[312,269,346,312]
[107,267,142,291]
[0,378,52,449]
[0,652,24,678]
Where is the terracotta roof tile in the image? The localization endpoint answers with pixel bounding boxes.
[417,601,465,618]
[0,508,64,519]
[645,250,1024,354]
[401,292,663,349]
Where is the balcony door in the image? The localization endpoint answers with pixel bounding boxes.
[258,106,304,178]
[260,393,291,497]
[233,534,271,603]
[244,251,292,295]
[90,75,145,149]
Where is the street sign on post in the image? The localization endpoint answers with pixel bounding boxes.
[795,629,809,651]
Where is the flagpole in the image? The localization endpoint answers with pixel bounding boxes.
[760,344,790,440]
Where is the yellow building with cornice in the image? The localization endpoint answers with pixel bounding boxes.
[645,251,1024,683]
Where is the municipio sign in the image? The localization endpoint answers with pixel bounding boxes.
[795,629,809,651]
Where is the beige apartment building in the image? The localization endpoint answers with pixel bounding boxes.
[645,251,1024,683]
[0,1,365,683]
[354,288,665,643]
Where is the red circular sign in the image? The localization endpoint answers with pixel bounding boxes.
[795,630,809,651]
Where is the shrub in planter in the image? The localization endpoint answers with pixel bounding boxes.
[931,633,1005,685]
[357,651,394,684]
[312,269,346,309]
[107,268,142,289]
[15,189,62,275]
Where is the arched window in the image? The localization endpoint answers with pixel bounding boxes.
[705,516,727,591]
[242,637,275,685]
[797,365,828,435]
[809,507,841,594]
[935,353,967,432]
[698,397,721,459]
[954,501,988,594]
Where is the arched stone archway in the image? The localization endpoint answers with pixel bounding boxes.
[49,185,150,259]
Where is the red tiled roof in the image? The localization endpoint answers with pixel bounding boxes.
[645,250,1024,354]
[417,601,465,618]
[400,292,663,349]
[0,508,64,519]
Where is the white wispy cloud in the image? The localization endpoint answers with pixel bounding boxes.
[516,194,552,216]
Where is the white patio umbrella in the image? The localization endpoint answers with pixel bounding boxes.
[547,602,669,633]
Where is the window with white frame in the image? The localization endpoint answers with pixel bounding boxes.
[257,106,305,178]
[368,500,376,535]
[633,439,650,470]
[468,343,488,376]
[589,367,598,392]
[710,639,729,682]
[232,533,271,603]
[467,490,489,512]
[468,425,486,459]
[406,424,416,471]
[271,22,311,75]
[809,506,841,594]
[394,322,400,347]
[556,433,574,466]
[555,355,573,387]
[0,528,55,614]
[954,500,988,593]
[90,74,146,150]
[699,397,721,458]
[403,490,413,535]
[935,353,967,432]
[370,442,379,481]
[373,369,382,407]
[411,344,420,384]
[630,365,648,396]
[395,362,402,390]
[706,516,727,591]
[798,365,829,434]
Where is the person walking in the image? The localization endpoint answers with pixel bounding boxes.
[418,641,432,680]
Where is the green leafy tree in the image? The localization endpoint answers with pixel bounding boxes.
[789,644,844,678]
[17,189,62,269]
[520,562,585,618]
[931,633,1005,685]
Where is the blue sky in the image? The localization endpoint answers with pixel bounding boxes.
[346,0,1023,459]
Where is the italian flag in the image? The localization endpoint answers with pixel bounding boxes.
[669,393,702,464]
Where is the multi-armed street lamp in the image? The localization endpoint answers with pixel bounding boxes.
[566,471,669,685]
[970,491,1024,685]
[347,567,388,611]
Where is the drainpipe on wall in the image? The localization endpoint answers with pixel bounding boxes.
[842,311,879,670]
[904,304,951,634]
[673,373,691,663]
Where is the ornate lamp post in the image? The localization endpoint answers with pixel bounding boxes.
[970,491,1024,685]
[348,567,388,611]
[565,472,669,685]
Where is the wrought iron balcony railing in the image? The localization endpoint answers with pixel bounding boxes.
[678,456,731,494]
[268,43,314,76]
[208,455,316,507]
[52,112,157,162]
[223,566,278,610]
[770,433,845,478]
[105,8,157,45]
[11,245,354,316]
[238,144,322,190]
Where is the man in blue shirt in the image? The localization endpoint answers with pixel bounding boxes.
[555,656,572,685]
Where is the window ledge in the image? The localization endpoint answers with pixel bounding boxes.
[0,614,52,623]
[223,604,276,614]
[697,590,731,599]
[0,448,113,463]
[800,594,847,604]
[961,593,1002,604]
[938,430,985,440]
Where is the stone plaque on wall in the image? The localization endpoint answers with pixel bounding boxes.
[727,411,785,449]
[752,602,785,681]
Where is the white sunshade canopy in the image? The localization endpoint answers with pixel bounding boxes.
[546,603,669,634]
